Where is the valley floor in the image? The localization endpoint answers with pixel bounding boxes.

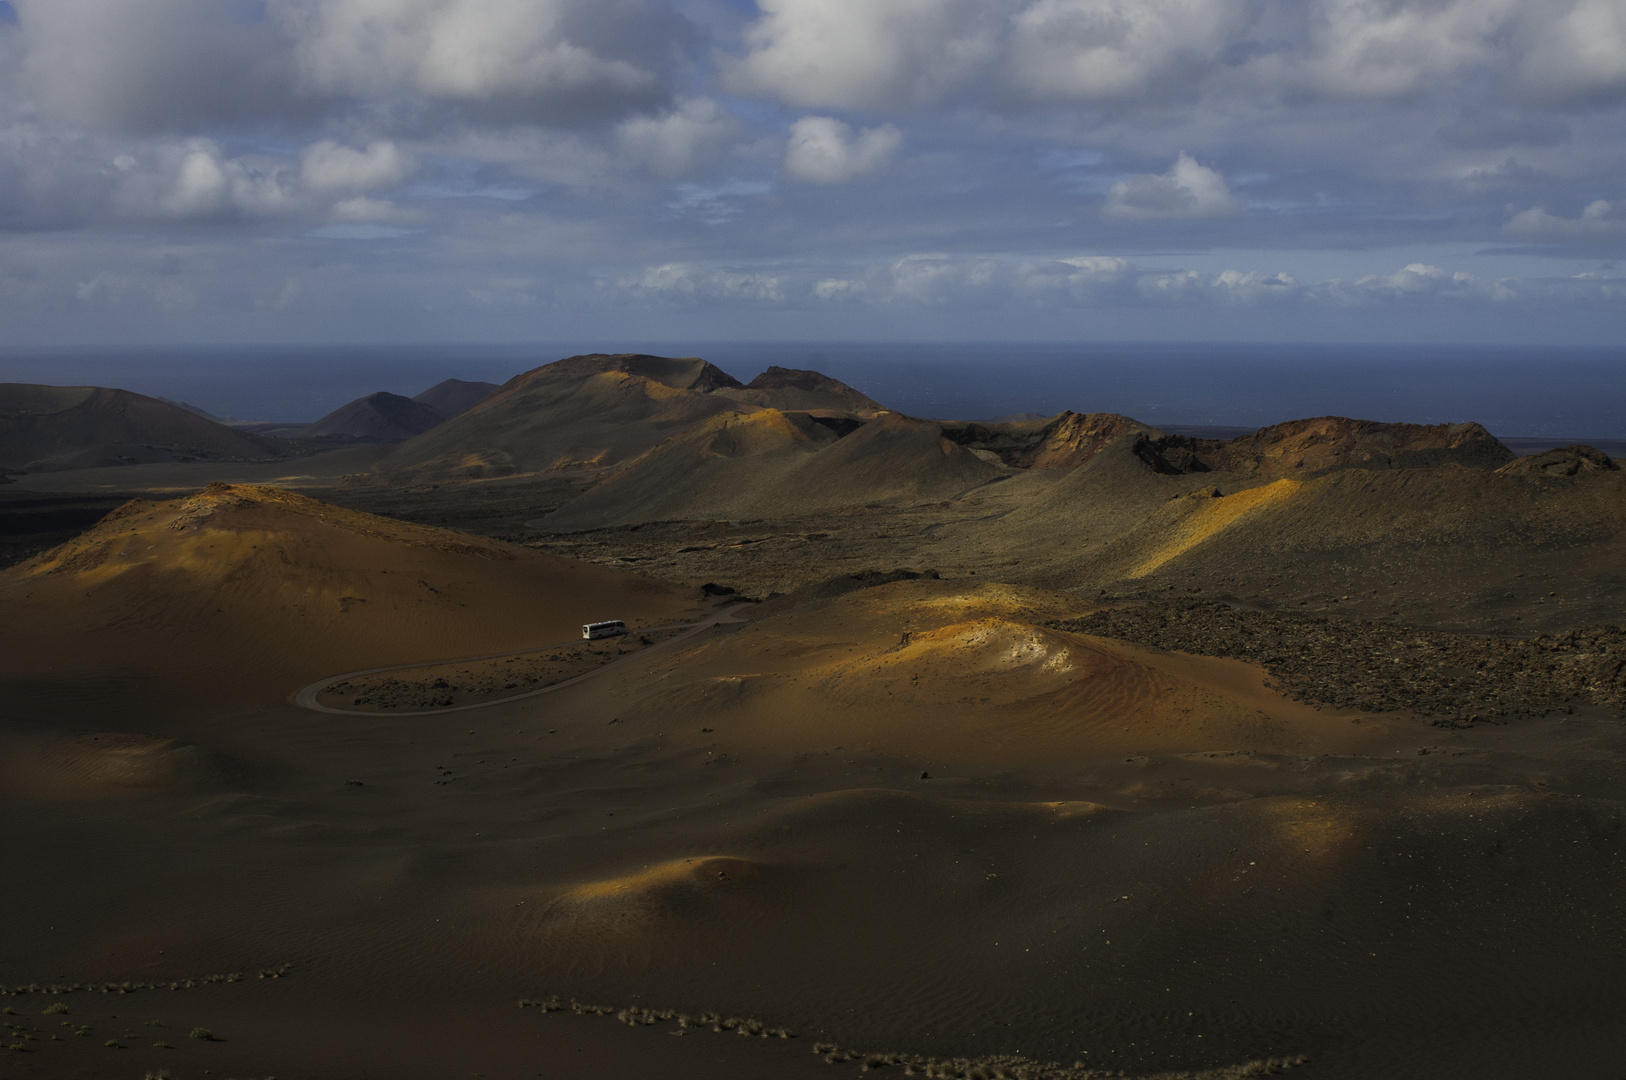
[2,466,1625,1080]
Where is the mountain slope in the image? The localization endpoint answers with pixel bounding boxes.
[297,391,447,441]
[543,411,1005,529]
[413,378,501,418]
[715,366,885,414]
[1136,416,1514,476]
[0,483,699,701]
[377,354,753,479]
[0,384,283,471]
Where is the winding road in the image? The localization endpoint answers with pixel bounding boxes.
[292,604,751,717]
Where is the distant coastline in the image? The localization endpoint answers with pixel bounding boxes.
[1,341,1622,440]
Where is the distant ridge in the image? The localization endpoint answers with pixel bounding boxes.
[1134,416,1514,476]
[0,383,283,471]
[0,483,695,701]
[375,353,880,481]
[297,391,446,442]
[412,378,500,419]
[719,366,886,414]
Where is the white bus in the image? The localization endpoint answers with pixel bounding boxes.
[582,619,628,640]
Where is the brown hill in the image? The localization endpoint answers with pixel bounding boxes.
[412,378,501,418]
[981,437,1626,630]
[1135,416,1514,476]
[296,391,446,442]
[715,366,885,414]
[0,384,284,471]
[541,410,1004,530]
[1498,443,1619,477]
[376,354,751,479]
[0,483,700,702]
[594,577,1384,764]
[944,411,1160,468]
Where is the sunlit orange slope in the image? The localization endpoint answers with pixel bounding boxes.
[0,483,701,702]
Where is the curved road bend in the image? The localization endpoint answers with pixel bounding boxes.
[292,604,751,717]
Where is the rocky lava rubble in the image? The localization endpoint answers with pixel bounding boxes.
[1049,601,1626,727]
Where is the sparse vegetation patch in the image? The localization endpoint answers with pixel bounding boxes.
[1050,601,1626,726]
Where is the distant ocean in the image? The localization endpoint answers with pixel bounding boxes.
[2,342,1624,439]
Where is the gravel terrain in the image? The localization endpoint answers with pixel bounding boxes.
[1048,601,1626,726]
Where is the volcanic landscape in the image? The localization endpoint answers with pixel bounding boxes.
[1,353,1624,1080]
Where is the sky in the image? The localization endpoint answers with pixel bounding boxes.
[3,0,1626,346]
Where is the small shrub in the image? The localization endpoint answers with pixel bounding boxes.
[105,1039,121,1047]
[154,1041,174,1048]
[188,1027,212,1041]
[42,1002,67,1015]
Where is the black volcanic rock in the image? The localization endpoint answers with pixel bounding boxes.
[297,392,447,442]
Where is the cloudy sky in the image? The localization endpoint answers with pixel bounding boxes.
[4,0,1626,346]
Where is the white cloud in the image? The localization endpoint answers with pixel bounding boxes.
[1505,200,1626,240]
[813,277,867,300]
[300,140,416,194]
[12,0,689,131]
[129,139,299,219]
[783,116,902,183]
[727,0,998,108]
[1297,0,1521,100]
[1102,153,1240,220]
[1009,0,1248,100]
[1519,0,1626,103]
[726,0,1626,110]
[106,138,417,223]
[616,98,740,178]
[270,0,682,116]
[628,262,785,301]
[1331,262,1517,303]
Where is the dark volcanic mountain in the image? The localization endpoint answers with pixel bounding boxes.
[0,383,283,471]
[412,379,501,419]
[297,392,447,442]
[1134,416,1515,476]
[717,365,886,414]
[542,408,1002,529]
[377,355,768,479]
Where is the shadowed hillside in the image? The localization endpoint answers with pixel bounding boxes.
[0,482,699,701]
[376,354,753,479]
[0,384,285,471]
[542,410,1004,530]
[717,366,887,414]
[413,378,501,418]
[297,391,447,442]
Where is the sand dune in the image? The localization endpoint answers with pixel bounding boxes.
[0,482,700,701]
